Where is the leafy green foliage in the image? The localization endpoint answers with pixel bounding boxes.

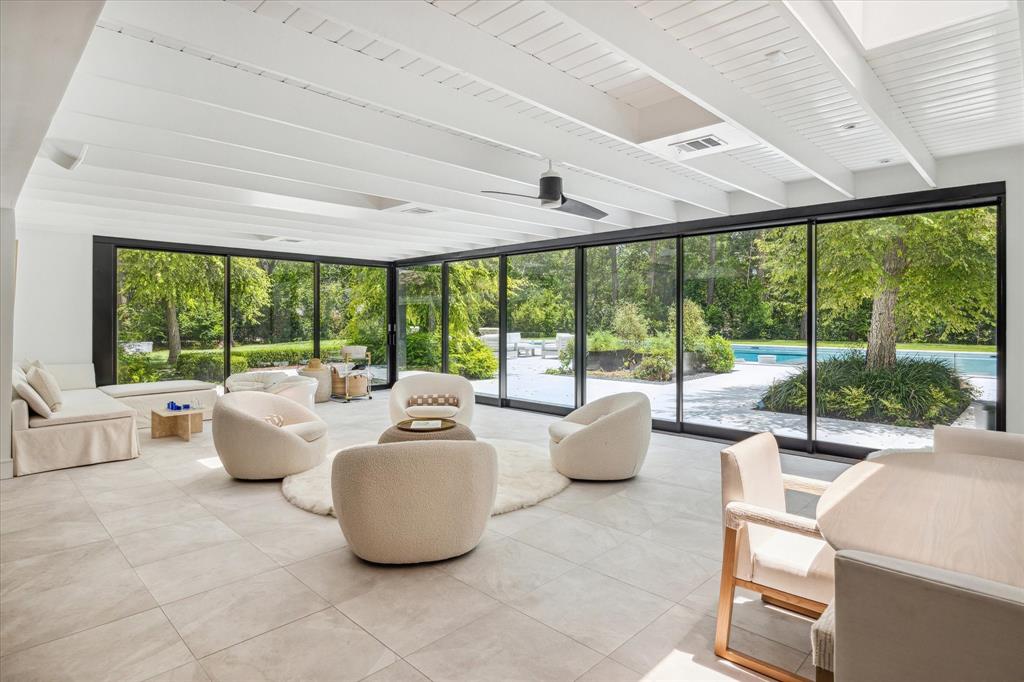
[681,298,710,352]
[698,334,735,373]
[761,353,976,427]
[403,331,441,371]
[448,334,498,379]
[174,352,249,383]
[116,349,165,384]
[611,302,650,353]
[634,353,674,381]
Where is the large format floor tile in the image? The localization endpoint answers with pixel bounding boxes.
[407,606,602,681]
[586,536,720,602]
[114,517,242,567]
[511,566,674,655]
[336,568,498,656]
[0,539,127,600]
[199,608,396,681]
[0,515,110,563]
[438,535,575,601]
[134,540,278,604]
[512,513,632,564]
[0,608,193,682]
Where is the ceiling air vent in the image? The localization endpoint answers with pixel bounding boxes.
[400,207,434,215]
[670,134,726,153]
[259,235,312,245]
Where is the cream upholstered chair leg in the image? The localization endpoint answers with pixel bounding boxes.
[715,432,834,682]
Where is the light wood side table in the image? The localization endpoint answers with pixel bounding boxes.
[151,408,203,442]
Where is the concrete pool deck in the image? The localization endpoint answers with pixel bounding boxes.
[466,356,994,450]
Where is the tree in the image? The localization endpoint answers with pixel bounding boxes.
[118,251,269,365]
[759,207,996,369]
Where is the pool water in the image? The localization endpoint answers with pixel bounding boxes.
[731,344,997,377]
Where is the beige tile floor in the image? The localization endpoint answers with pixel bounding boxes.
[0,395,849,682]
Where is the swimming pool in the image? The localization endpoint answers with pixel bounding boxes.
[731,344,997,377]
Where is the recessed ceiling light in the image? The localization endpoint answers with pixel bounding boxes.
[879,158,891,164]
[764,50,788,65]
[841,122,858,130]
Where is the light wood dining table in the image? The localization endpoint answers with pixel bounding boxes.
[816,450,1024,588]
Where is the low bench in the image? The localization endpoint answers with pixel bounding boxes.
[100,380,218,428]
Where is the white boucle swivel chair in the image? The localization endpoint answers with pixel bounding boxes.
[388,372,475,426]
[213,391,327,480]
[548,392,651,480]
[224,371,318,410]
[331,440,497,564]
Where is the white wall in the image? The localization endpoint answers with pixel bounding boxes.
[12,228,92,364]
[1,209,16,477]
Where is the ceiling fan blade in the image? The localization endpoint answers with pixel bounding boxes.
[556,196,608,220]
[481,190,540,200]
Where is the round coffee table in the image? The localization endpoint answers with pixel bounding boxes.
[379,419,476,443]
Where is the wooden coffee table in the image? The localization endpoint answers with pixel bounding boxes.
[379,419,475,443]
[151,408,203,442]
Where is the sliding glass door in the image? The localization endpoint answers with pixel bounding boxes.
[585,239,677,421]
[506,249,576,407]
[319,263,389,384]
[682,226,807,440]
[230,257,314,372]
[396,264,442,377]
[448,258,499,397]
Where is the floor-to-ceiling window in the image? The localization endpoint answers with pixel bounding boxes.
[319,263,389,384]
[448,258,499,397]
[396,264,442,376]
[683,226,808,440]
[116,249,226,383]
[585,239,677,420]
[506,249,576,407]
[229,257,314,372]
[811,207,998,449]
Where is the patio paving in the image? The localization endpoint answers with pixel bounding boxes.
[470,356,994,450]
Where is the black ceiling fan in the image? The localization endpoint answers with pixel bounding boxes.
[482,161,608,220]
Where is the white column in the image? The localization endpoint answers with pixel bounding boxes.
[1,208,16,478]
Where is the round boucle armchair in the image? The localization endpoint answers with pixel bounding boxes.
[213,391,327,480]
[331,440,497,564]
[388,372,475,426]
[224,371,318,409]
[548,392,651,480]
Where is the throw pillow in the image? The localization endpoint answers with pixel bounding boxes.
[406,393,460,408]
[14,381,52,418]
[26,367,63,412]
[263,414,285,427]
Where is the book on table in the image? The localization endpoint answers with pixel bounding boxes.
[410,419,443,430]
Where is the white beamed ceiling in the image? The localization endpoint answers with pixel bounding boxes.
[16,0,1024,260]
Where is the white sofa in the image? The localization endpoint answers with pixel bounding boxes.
[213,391,327,480]
[332,439,497,563]
[99,379,218,428]
[11,363,140,476]
[225,371,318,409]
[548,392,651,480]
[388,372,475,426]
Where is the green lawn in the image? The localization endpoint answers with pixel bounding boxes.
[731,339,996,353]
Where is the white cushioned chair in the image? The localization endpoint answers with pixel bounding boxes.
[331,440,497,564]
[388,372,475,426]
[716,432,834,682]
[225,371,318,409]
[548,392,651,480]
[213,391,327,480]
[869,424,1024,461]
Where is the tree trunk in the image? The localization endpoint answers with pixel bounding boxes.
[706,236,717,307]
[610,248,619,305]
[166,299,182,365]
[866,240,908,370]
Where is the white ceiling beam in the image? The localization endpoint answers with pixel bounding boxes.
[299,0,786,207]
[49,108,600,236]
[100,0,729,214]
[544,0,855,198]
[24,161,556,244]
[0,0,103,208]
[776,1,937,186]
[74,30,676,224]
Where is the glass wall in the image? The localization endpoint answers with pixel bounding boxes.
[448,258,499,396]
[396,264,442,376]
[319,264,389,384]
[229,258,314,372]
[506,249,576,407]
[116,249,226,383]
[585,240,677,420]
[683,226,807,439]
[813,207,998,448]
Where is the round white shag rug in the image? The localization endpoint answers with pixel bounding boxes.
[282,438,569,517]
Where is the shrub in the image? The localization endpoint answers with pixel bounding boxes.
[174,351,248,382]
[587,330,622,352]
[700,334,734,373]
[403,331,440,370]
[761,353,976,427]
[611,302,649,352]
[117,349,165,384]
[233,345,313,368]
[449,333,498,379]
[558,337,575,372]
[634,353,674,381]
[681,298,709,351]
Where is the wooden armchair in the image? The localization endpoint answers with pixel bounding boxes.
[716,433,835,682]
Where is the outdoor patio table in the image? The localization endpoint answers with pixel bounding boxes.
[817,450,1024,587]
